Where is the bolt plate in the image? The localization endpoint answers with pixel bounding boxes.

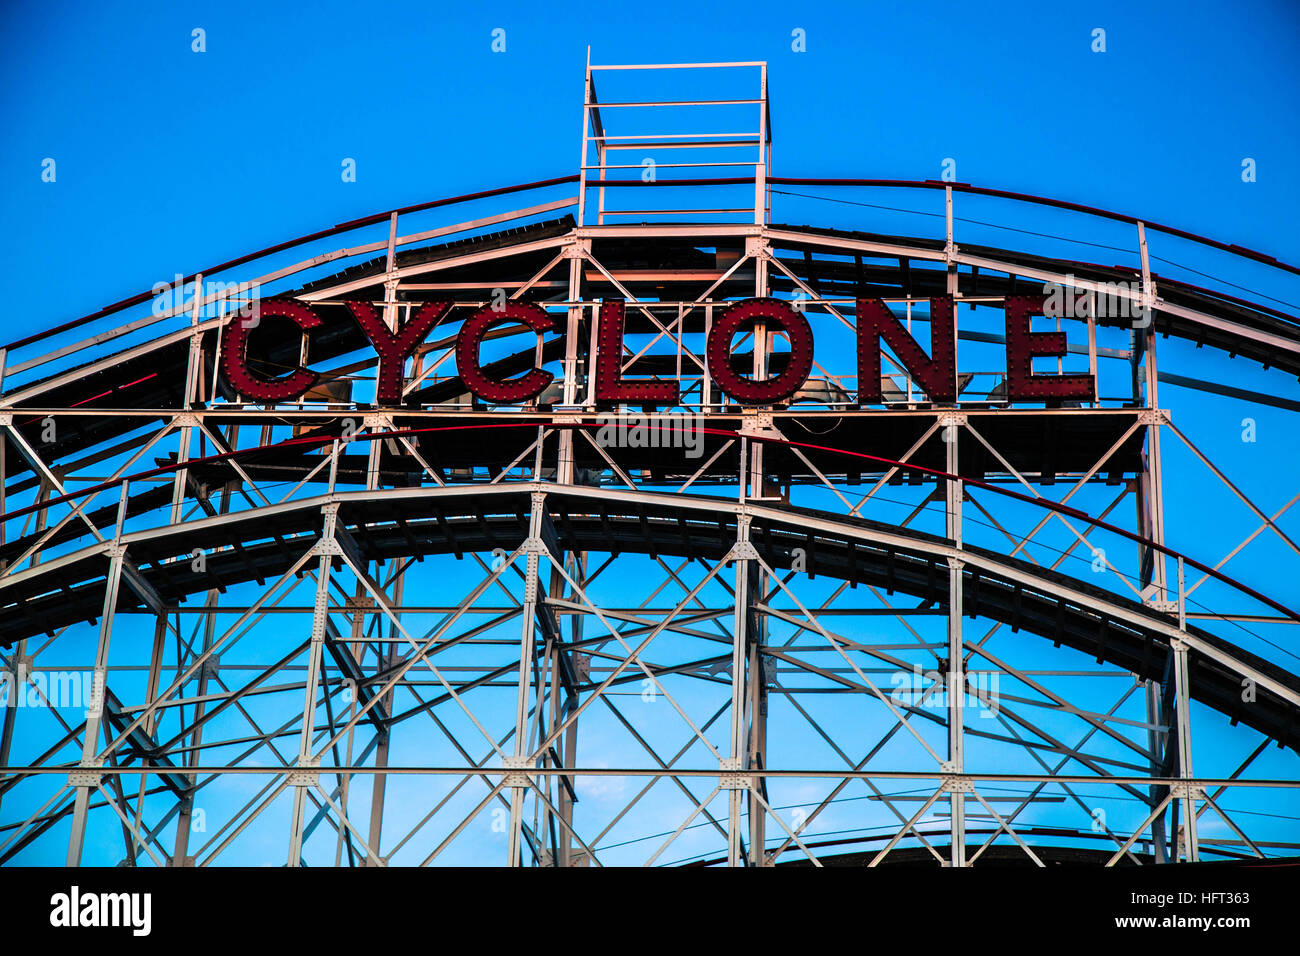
[941,775,974,793]
[69,764,103,788]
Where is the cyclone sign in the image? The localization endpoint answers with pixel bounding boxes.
[220,293,1094,407]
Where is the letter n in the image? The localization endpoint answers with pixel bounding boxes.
[856,297,956,404]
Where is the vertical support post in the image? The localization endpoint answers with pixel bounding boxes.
[904,301,914,401]
[1144,229,1166,601]
[507,493,546,866]
[1134,222,1168,602]
[170,275,205,523]
[744,198,771,857]
[539,641,559,865]
[0,412,7,550]
[556,552,585,865]
[945,186,957,295]
[287,503,338,865]
[554,242,586,864]
[32,475,50,568]
[563,253,583,413]
[944,418,965,867]
[363,570,400,866]
[1146,407,1167,603]
[172,597,215,866]
[383,212,400,335]
[703,304,714,411]
[1171,639,1198,862]
[170,421,194,526]
[944,185,961,403]
[366,416,383,491]
[173,481,229,865]
[1087,291,1098,405]
[1138,420,1168,603]
[184,275,204,409]
[1172,557,1197,861]
[139,612,168,863]
[66,545,125,865]
[0,635,25,818]
[747,618,768,865]
[0,412,25,814]
[755,64,768,226]
[341,588,369,863]
[558,244,584,486]
[1145,678,1169,863]
[597,141,607,226]
[727,515,754,866]
[749,236,769,499]
[576,48,592,229]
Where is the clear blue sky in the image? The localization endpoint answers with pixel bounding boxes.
[2,0,1298,329]
[2,0,1298,865]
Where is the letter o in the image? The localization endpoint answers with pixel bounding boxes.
[706,298,814,404]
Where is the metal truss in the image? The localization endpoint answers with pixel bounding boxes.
[2,59,1299,867]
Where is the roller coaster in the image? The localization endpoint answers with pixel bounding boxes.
[2,59,1298,867]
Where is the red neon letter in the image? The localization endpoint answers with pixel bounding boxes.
[346,300,453,405]
[856,296,957,404]
[220,299,321,402]
[594,299,680,405]
[455,302,558,403]
[705,298,815,405]
[1003,295,1095,401]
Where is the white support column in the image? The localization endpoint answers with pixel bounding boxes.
[1145,678,1169,863]
[507,492,547,866]
[747,630,769,865]
[944,416,966,867]
[557,242,585,483]
[287,503,338,865]
[727,515,755,866]
[170,275,205,524]
[1171,640,1198,861]
[0,635,23,817]
[749,236,769,499]
[755,63,768,226]
[169,415,196,525]
[66,545,125,865]
[383,212,400,335]
[576,49,592,228]
[184,274,205,409]
[0,416,6,550]
[365,414,386,491]
[1172,557,1198,861]
[1136,222,1168,603]
[945,186,957,298]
